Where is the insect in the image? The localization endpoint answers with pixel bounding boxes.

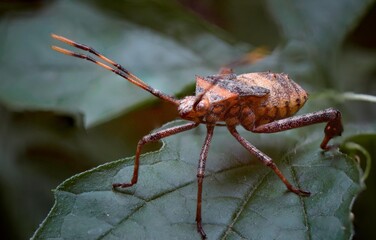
[51,34,343,239]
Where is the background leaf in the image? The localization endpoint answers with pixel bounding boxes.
[0,0,242,126]
[0,0,375,239]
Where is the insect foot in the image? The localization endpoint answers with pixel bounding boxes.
[264,159,311,197]
[197,221,207,240]
[112,183,134,189]
[320,108,343,150]
[289,187,311,197]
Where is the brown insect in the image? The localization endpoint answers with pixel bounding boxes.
[51,34,343,239]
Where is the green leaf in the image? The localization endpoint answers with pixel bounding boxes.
[32,122,363,239]
[265,0,375,86]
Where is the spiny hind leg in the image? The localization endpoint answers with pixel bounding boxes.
[253,108,343,150]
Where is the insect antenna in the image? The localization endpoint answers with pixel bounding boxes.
[51,34,180,106]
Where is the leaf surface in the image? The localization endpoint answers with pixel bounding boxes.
[32,122,364,239]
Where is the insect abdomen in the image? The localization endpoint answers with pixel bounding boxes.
[238,72,308,126]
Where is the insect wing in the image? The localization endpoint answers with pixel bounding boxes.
[195,74,270,103]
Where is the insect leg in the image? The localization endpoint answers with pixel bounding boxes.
[112,122,199,189]
[228,126,310,196]
[196,125,215,240]
[252,108,343,150]
[51,34,179,105]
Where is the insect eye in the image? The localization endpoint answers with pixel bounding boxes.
[196,102,204,110]
[194,99,209,113]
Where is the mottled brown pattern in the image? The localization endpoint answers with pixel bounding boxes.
[193,72,308,128]
[236,72,308,126]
